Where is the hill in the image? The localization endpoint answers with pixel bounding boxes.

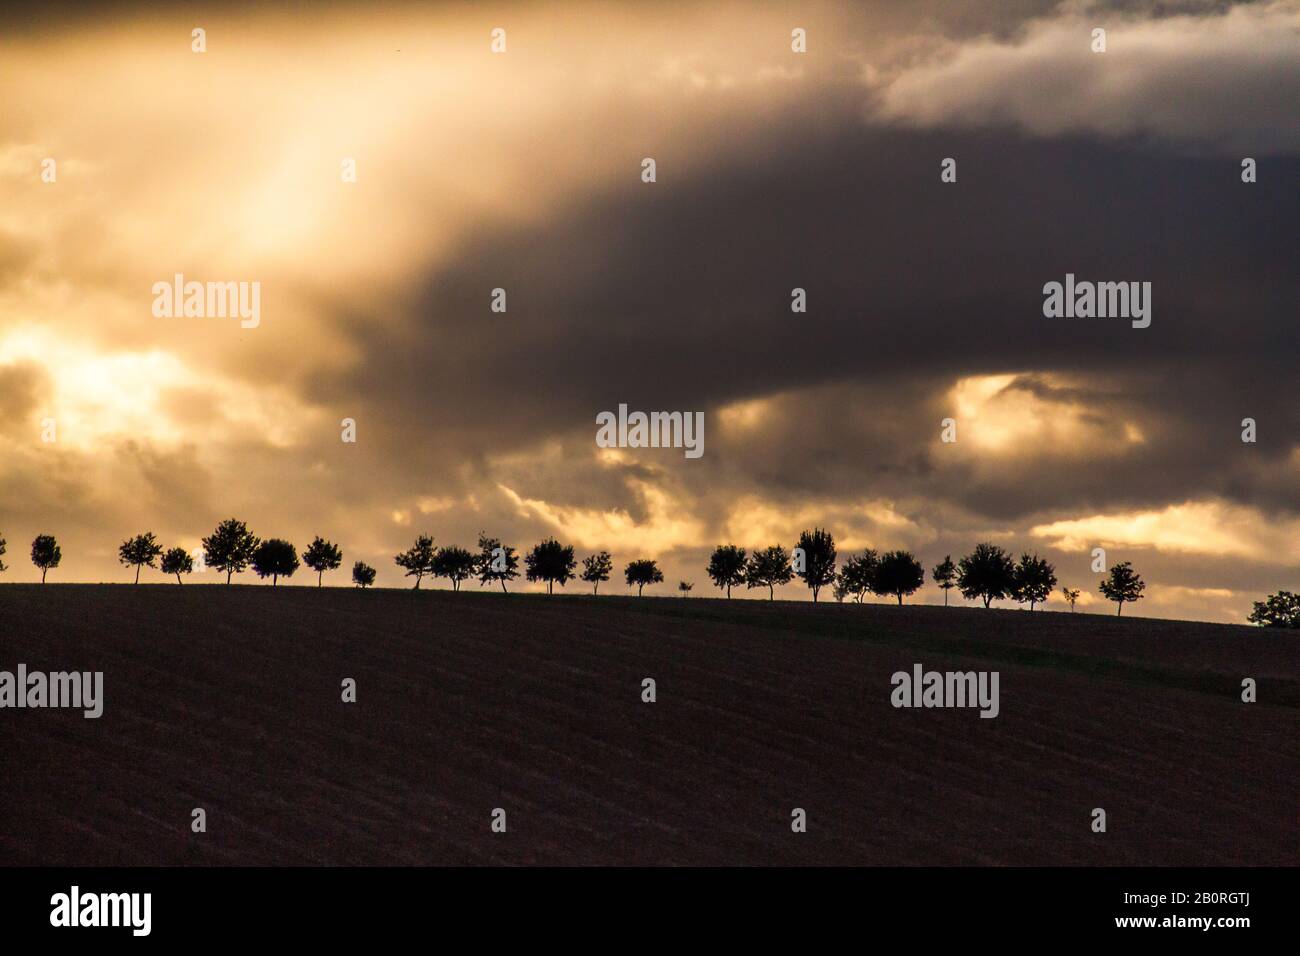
[1,584,1295,865]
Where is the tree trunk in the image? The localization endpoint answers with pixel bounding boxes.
[227,569,232,585]
[896,594,903,606]
[638,583,644,596]
[1117,602,1123,616]
[273,575,278,587]
[500,579,507,594]
[176,572,183,585]
[41,568,47,583]
[768,585,774,600]
[318,570,323,587]
[944,590,949,606]
[984,595,991,607]
[135,565,141,584]
[726,584,731,598]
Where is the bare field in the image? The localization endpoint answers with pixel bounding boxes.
[1,584,1295,865]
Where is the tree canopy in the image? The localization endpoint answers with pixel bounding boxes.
[252,538,299,586]
[706,545,747,598]
[203,519,259,585]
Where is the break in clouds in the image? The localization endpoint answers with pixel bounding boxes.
[0,0,1295,621]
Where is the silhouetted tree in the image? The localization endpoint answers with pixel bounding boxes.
[160,547,194,584]
[118,532,163,584]
[302,536,343,587]
[433,545,476,592]
[873,550,925,605]
[957,542,1016,608]
[352,561,376,588]
[394,535,436,589]
[526,538,576,594]
[706,544,747,598]
[581,551,613,594]
[832,582,848,603]
[678,580,694,596]
[837,550,879,603]
[1099,561,1145,616]
[625,559,664,596]
[931,555,957,606]
[746,545,793,600]
[1061,587,1081,612]
[1012,552,1057,610]
[203,518,259,585]
[31,534,61,583]
[475,533,520,593]
[1248,591,1300,628]
[0,533,7,573]
[795,527,837,602]
[252,538,299,586]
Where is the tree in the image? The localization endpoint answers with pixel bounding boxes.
[625,559,664,596]
[0,533,7,572]
[118,532,163,584]
[352,561,377,588]
[678,580,694,596]
[526,538,576,594]
[706,545,747,598]
[395,535,436,589]
[931,555,957,606]
[1099,561,1146,616]
[581,551,613,594]
[795,528,837,602]
[203,518,259,585]
[837,550,879,603]
[160,547,194,584]
[1061,587,1081,612]
[252,538,299,586]
[1247,591,1300,628]
[31,534,61,583]
[957,542,1016,608]
[873,550,925,606]
[301,536,343,587]
[433,546,476,592]
[475,533,520,593]
[746,545,793,600]
[1012,552,1057,611]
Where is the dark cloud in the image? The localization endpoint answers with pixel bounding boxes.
[332,112,1297,532]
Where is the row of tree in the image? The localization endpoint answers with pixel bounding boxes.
[391,534,667,595]
[704,533,1147,615]
[12,523,1297,625]
[0,523,1149,616]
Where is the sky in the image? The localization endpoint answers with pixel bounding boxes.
[0,0,1296,620]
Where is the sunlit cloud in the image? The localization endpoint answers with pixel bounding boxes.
[0,325,307,450]
[1030,500,1300,563]
[499,480,704,556]
[947,373,1143,456]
